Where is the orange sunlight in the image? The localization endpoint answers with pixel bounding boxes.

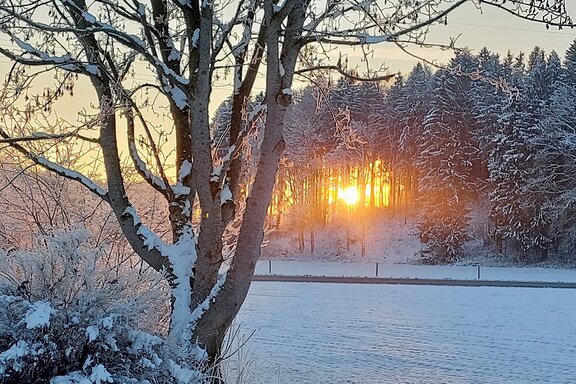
[338,186,359,206]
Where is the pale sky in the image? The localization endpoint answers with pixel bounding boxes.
[213,2,576,106]
[347,2,576,75]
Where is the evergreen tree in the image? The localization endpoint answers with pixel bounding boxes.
[417,59,479,263]
[487,52,555,260]
[391,64,434,209]
[395,63,433,166]
[488,100,551,259]
[546,50,563,88]
[562,39,576,84]
[469,48,507,179]
[530,41,576,259]
[210,97,233,151]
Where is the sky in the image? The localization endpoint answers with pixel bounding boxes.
[213,1,576,108]
[378,1,576,74]
[1,1,575,114]
[337,1,576,74]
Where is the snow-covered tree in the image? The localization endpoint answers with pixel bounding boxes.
[469,48,508,158]
[395,63,434,162]
[417,53,481,263]
[486,49,560,260]
[562,39,576,83]
[387,64,434,209]
[488,100,549,258]
[528,40,576,259]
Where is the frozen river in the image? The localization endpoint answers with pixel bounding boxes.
[230,282,576,384]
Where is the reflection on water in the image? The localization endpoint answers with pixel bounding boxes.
[229,282,576,384]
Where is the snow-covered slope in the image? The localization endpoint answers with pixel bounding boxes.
[262,216,422,264]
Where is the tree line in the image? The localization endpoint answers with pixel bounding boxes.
[257,40,576,264]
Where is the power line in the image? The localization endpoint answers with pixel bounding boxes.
[449,21,576,36]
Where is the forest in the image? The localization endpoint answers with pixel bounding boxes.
[213,40,576,265]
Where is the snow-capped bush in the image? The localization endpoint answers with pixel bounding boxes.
[0,228,209,384]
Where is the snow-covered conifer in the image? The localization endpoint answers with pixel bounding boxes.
[416,58,479,263]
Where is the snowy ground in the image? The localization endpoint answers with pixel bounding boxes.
[259,213,576,283]
[255,260,576,283]
[230,282,576,384]
[244,215,576,382]
[262,216,421,264]
[262,215,576,269]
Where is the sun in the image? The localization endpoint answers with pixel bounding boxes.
[338,186,359,205]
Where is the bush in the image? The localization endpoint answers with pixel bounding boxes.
[0,228,208,384]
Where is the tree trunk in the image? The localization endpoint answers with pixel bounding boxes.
[192,102,288,363]
[190,0,307,361]
[310,229,315,253]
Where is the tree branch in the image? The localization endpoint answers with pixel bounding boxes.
[295,65,395,82]
[0,132,71,144]
[0,126,109,200]
[125,101,172,198]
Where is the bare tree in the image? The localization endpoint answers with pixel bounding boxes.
[0,0,571,376]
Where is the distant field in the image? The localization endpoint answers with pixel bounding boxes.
[230,282,576,384]
[254,260,576,282]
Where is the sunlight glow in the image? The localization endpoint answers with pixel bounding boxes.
[338,186,359,206]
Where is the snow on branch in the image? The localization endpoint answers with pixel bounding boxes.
[220,184,233,205]
[211,145,235,183]
[164,225,198,349]
[0,33,102,77]
[357,34,392,44]
[127,141,168,192]
[58,0,189,87]
[174,160,192,198]
[482,0,573,28]
[191,29,200,49]
[201,0,214,10]
[173,0,194,10]
[229,0,259,95]
[213,0,251,62]
[124,101,172,197]
[212,102,266,187]
[11,35,72,65]
[122,206,167,253]
[121,208,196,302]
[0,132,72,144]
[247,102,267,123]
[270,0,298,21]
[303,31,393,46]
[35,156,108,198]
[164,83,189,110]
[189,271,227,331]
[302,0,470,47]
[295,65,395,82]
[0,125,107,199]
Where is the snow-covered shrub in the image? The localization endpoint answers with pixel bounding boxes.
[0,228,209,384]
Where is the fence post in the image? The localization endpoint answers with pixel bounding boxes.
[477,264,480,280]
[376,262,379,277]
[268,259,272,275]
